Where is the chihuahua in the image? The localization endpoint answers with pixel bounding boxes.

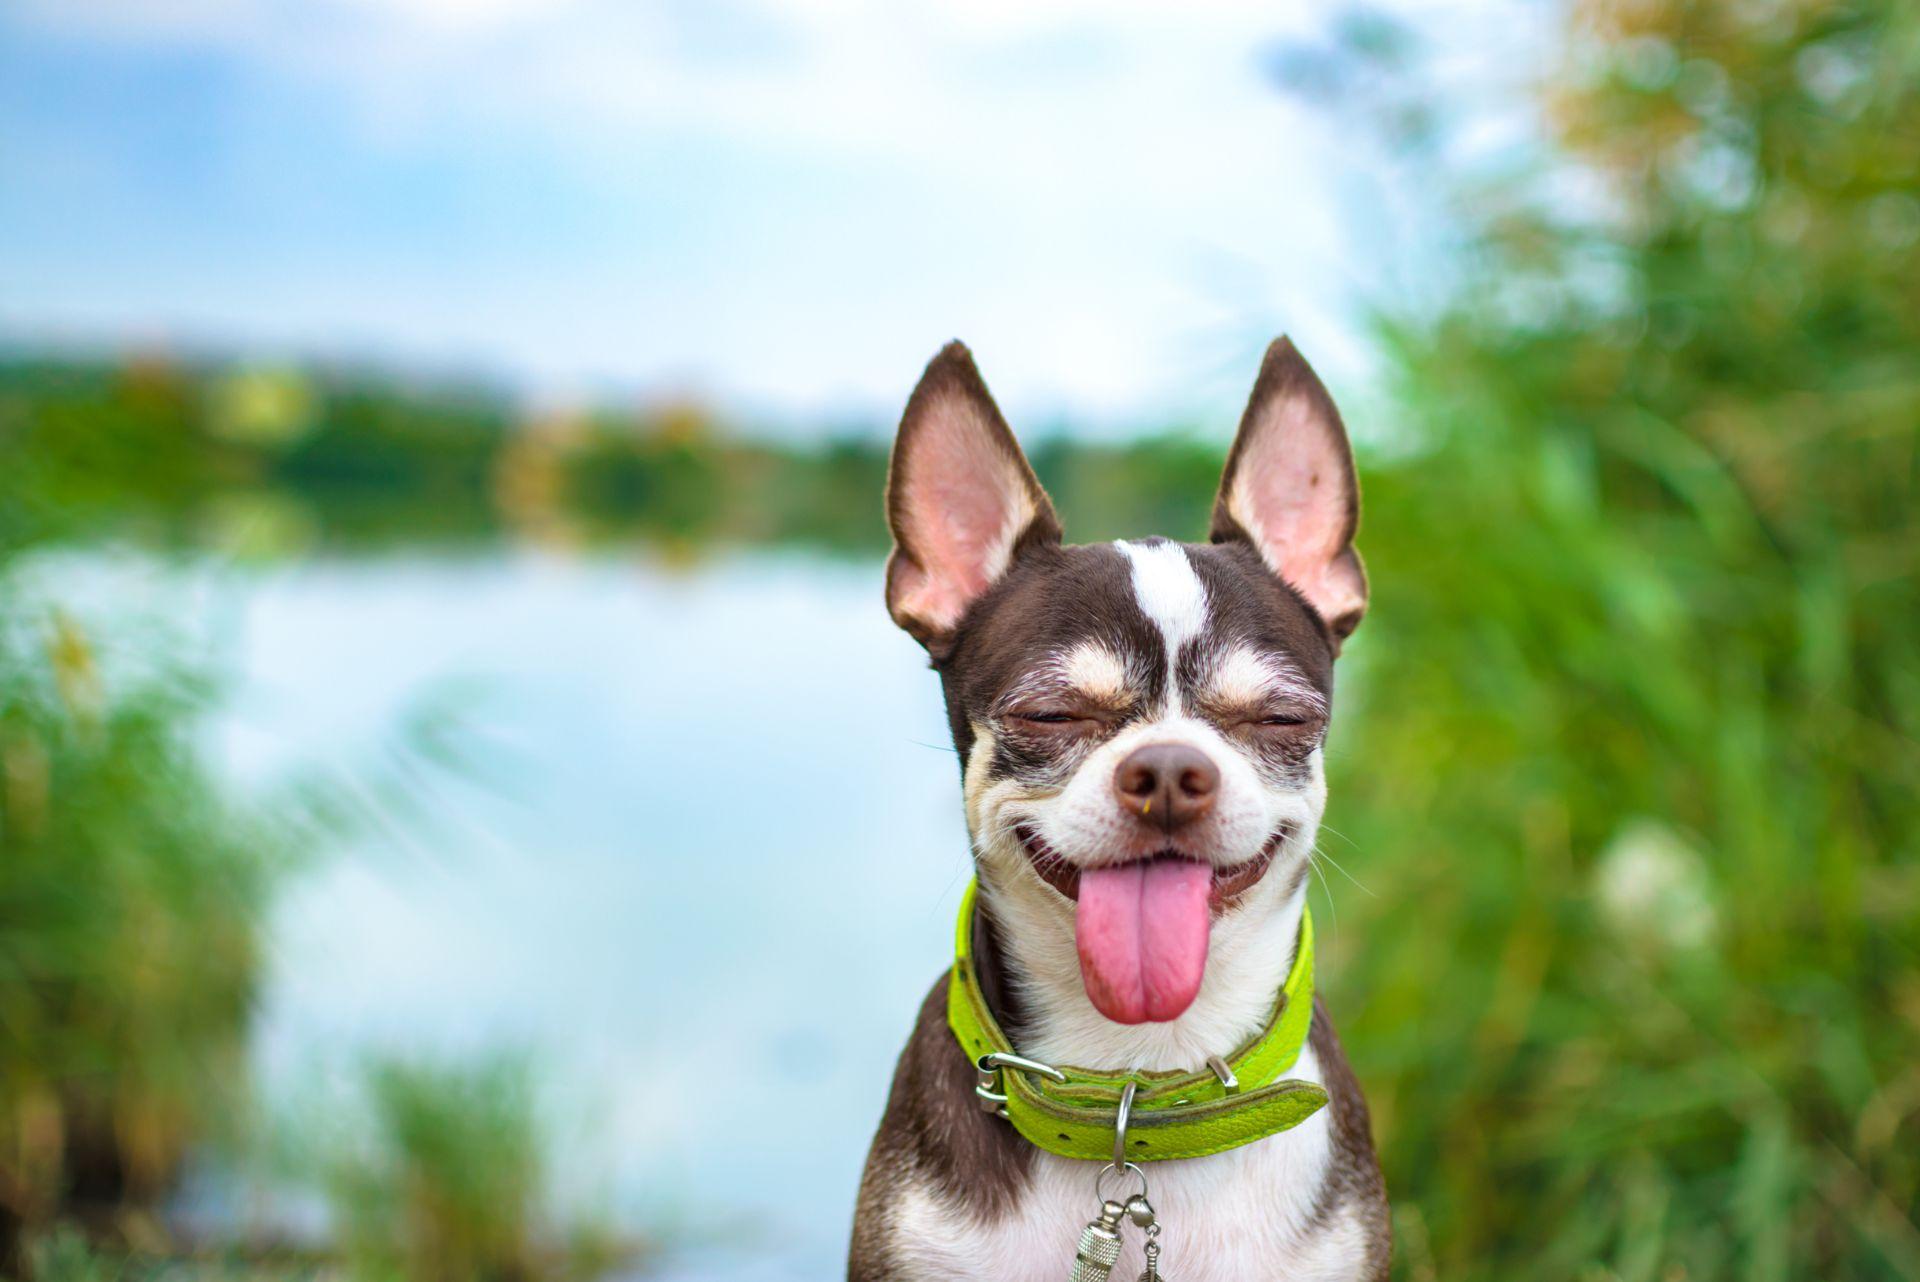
[850,339,1388,1281]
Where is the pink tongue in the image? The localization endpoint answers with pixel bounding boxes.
[1075,859,1213,1024]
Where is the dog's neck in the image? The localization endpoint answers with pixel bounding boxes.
[976,850,1311,1074]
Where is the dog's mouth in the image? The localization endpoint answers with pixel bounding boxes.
[1013,824,1292,1025]
[1014,824,1289,908]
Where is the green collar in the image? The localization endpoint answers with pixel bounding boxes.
[947,878,1328,1163]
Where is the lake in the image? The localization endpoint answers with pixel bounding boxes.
[215,551,975,1279]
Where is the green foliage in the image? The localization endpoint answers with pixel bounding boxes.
[1300,2,1920,1278]
[0,360,509,557]
[25,1229,127,1282]
[323,1057,625,1282]
[0,360,244,555]
[25,1227,316,1282]
[0,602,291,1253]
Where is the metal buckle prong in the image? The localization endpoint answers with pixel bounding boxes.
[1207,1053,1240,1092]
[981,1051,1068,1081]
[975,1051,1066,1116]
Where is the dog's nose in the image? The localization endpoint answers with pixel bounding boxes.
[1113,742,1219,832]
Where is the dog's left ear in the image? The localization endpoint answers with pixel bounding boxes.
[1211,337,1367,647]
[886,341,1061,656]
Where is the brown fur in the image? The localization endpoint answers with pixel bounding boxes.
[849,897,1036,1279]
[1306,997,1393,1278]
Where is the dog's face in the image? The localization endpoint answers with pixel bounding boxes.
[885,339,1366,1027]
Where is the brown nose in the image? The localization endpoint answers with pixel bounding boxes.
[1113,742,1219,832]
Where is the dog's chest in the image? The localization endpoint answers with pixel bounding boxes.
[884,1048,1368,1282]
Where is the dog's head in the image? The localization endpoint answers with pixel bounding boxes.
[885,338,1365,1027]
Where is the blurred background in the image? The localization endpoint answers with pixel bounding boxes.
[2,1,1917,1279]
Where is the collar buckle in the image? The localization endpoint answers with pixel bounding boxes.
[975,1050,1067,1115]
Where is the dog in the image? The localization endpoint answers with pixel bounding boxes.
[849,338,1389,1281]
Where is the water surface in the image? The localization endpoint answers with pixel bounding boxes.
[227,552,974,1279]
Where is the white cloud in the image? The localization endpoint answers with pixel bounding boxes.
[5,0,1535,424]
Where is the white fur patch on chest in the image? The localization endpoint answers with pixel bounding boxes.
[882,1044,1365,1282]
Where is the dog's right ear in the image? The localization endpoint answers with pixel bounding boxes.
[885,341,1061,656]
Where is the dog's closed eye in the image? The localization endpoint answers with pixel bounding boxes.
[1009,710,1106,734]
[1204,702,1326,744]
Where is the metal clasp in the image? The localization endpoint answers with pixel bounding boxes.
[975,1051,1067,1115]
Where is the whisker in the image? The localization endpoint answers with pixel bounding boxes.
[933,862,970,918]
[1310,840,1377,898]
[1305,849,1339,935]
[1313,820,1361,851]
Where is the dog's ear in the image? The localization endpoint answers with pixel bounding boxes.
[886,341,1061,655]
[1211,337,1367,647]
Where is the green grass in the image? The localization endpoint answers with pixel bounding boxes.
[322,1057,629,1282]
[0,600,291,1264]
[25,1228,320,1282]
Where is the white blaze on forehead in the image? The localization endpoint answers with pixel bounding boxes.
[1114,541,1210,679]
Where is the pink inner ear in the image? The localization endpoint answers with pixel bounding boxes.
[1230,399,1365,628]
[891,406,1035,633]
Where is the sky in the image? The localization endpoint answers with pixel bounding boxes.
[0,0,1539,432]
